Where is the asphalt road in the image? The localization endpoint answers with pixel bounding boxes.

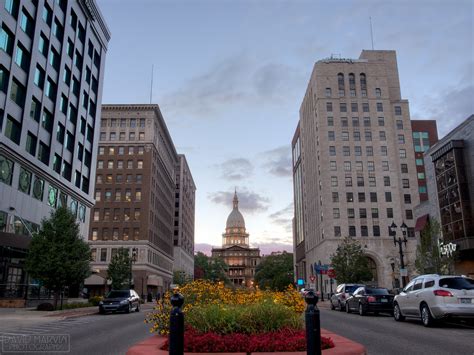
[0,305,155,355]
[320,307,474,355]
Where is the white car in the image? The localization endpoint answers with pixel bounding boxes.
[393,274,474,326]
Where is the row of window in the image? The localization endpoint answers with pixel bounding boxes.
[96,174,142,184]
[331,191,412,204]
[329,146,408,158]
[330,161,410,174]
[326,101,402,115]
[327,116,405,130]
[99,146,145,155]
[94,188,142,202]
[333,208,413,220]
[329,175,411,188]
[92,208,141,222]
[0,154,86,221]
[328,130,406,143]
[97,159,143,169]
[91,227,140,242]
[100,131,146,141]
[334,225,415,238]
[101,118,146,128]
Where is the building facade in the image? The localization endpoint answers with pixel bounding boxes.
[294,50,420,291]
[212,191,260,287]
[1,0,110,300]
[86,104,179,297]
[173,154,196,279]
[415,115,474,277]
[410,120,439,202]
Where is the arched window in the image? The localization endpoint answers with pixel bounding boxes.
[360,73,367,97]
[337,73,344,96]
[375,88,382,98]
[349,73,356,96]
[366,256,378,284]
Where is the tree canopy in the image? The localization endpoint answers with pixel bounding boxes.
[25,207,91,308]
[107,248,132,290]
[254,252,294,291]
[330,237,372,284]
[193,252,229,283]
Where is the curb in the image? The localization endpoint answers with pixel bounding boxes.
[126,329,367,355]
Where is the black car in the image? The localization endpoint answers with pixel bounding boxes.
[345,286,394,316]
[99,290,140,314]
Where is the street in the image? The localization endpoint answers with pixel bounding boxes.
[320,306,474,355]
[0,305,155,355]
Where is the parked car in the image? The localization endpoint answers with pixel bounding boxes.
[345,286,394,316]
[393,275,474,327]
[330,283,364,311]
[99,289,141,314]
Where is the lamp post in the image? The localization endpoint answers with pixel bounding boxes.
[390,221,408,288]
[318,260,324,302]
[129,247,138,289]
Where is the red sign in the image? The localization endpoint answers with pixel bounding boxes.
[328,269,336,279]
[309,276,316,282]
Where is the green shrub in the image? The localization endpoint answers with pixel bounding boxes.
[186,301,303,335]
[89,296,103,306]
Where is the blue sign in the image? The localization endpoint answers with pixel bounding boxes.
[297,279,304,286]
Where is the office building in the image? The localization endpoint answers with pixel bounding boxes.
[0,0,110,303]
[293,50,420,290]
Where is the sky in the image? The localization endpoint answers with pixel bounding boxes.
[96,0,473,255]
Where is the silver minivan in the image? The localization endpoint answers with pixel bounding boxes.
[393,275,474,326]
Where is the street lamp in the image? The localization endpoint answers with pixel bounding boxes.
[390,221,408,288]
[129,247,138,289]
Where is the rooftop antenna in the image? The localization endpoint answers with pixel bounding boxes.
[370,17,375,50]
[149,64,154,104]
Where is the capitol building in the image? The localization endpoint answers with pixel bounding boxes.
[212,191,261,287]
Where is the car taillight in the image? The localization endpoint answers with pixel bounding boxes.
[367,296,376,302]
[433,290,453,297]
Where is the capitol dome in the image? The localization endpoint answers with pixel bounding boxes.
[226,191,245,229]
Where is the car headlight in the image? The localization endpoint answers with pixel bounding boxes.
[120,300,128,305]
[99,301,103,305]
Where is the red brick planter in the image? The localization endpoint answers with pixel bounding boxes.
[127,329,366,355]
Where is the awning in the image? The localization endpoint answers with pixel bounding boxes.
[415,214,429,232]
[84,274,106,286]
[147,275,163,287]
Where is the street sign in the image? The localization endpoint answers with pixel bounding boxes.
[310,276,316,282]
[327,269,336,279]
[399,268,408,277]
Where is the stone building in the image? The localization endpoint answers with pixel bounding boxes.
[293,50,420,291]
[212,191,260,287]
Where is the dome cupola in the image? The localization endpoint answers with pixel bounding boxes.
[226,190,245,229]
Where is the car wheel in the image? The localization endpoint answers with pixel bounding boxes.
[393,303,405,322]
[125,303,132,314]
[338,301,344,312]
[358,303,366,316]
[330,301,335,310]
[421,304,436,327]
[135,303,140,312]
[346,302,351,313]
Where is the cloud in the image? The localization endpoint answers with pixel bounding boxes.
[215,158,254,181]
[260,145,292,177]
[269,204,294,233]
[253,243,293,256]
[208,188,270,214]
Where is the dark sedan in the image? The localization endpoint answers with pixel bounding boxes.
[345,286,394,316]
[99,290,140,314]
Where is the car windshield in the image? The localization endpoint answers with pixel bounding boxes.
[439,277,474,290]
[365,288,389,295]
[106,290,130,298]
[345,285,362,293]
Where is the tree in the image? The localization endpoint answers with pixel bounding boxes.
[330,237,372,284]
[173,270,193,285]
[254,252,294,291]
[415,219,454,275]
[107,248,132,290]
[25,207,91,309]
[193,252,229,283]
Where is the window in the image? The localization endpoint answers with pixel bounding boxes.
[358,192,365,202]
[118,146,125,155]
[34,65,45,89]
[370,192,377,202]
[0,24,15,56]
[331,176,338,187]
[387,208,393,218]
[134,209,140,221]
[5,115,21,144]
[137,160,143,169]
[349,226,356,237]
[375,88,381,98]
[382,161,389,171]
[363,117,371,127]
[385,192,392,202]
[329,146,336,156]
[327,117,334,126]
[119,132,125,141]
[135,189,142,201]
[360,208,367,219]
[418,172,425,179]
[0,65,9,94]
[415,158,424,166]
[125,189,131,202]
[10,79,26,107]
[384,176,391,186]
[355,161,363,171]
[365,130,372,141]
[38,141,50,165]
[345,177,352,187]
[406,210,413,220]
[352,117,359,127]
[325,88,331,97]
[348,208,355,218]
[404,194,411,204]
[343,146,350,156]
[127,160,133,169]
[115,189,121,201]
[25,132,37,156]
[56,123,65,144]
[400,163,408,174]
[129,132,135,140]
[45,77,57,101]
[355,146,362,156]
[367,161,375,171]
[379,131,386,141]
[362,103,369,112]
[328,131,335,141]
[373,225,380,237]
[5,0,20,18]
[326,102,333,112]
[361,225,368,236]
[402,179,410,188]
[74,50,83,70]
[371,208,379,219]
[419,185,427,194]
[334,226,341,237]
[107,160,113,169]
[20,8,34,37]
[117,160,123,169]
[396,119,404,130]
[342,131,349,141]
[340,103,347,112]
[41,109,53,133]
[395,106,402,115]
[15,43,30,72]
[369,175,376,187]
[376,102,383,112]
[139,119,145,128]
[340,117,348,127]
[399,149,407,158]
[357,176,364,187]
[333,208,340,219]
[332,192,339,202]
[346,192,354,202]
[52,18,63,41]
[398,134,405,144]
[351,103,358,112]
[49,47,60,71]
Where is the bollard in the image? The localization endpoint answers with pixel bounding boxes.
[305,290,322,355]
[169,292,185,355]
